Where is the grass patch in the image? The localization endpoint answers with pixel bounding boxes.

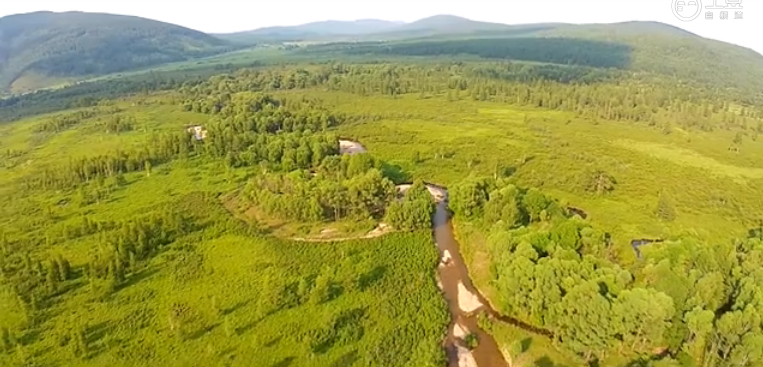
[613,139,763,181]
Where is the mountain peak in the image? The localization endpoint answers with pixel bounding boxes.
[397,14,509,33]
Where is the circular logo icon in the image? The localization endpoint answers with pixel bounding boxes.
[672,0,703,21]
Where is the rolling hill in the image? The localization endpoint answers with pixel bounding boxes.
[216,15,558,44]
[3,11,762,99]
[0,11,232,93]
[293,17,763,98]
[542,21,763,96]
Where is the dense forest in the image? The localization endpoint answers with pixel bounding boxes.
[452,177,763,366]
[307,38,632,69]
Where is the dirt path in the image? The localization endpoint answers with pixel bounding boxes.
[290,223,392,243]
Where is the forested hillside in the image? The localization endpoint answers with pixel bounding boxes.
[542,22,763,96]
[0,11,232,93]
[311,38,631,69]
[300,20,763,98]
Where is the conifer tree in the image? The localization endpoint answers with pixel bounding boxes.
[656,192,677,222]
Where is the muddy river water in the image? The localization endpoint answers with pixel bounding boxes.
[432,198,510,367]
[341,140,533,366]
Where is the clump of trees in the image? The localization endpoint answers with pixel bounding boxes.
[22,129,197,190]
[98,114,136,134]
[21,93,341,191]
[243,153,397,222]
[385,180,435,231]
[0,249,75,325]
[326,37,631,69]
[0,204,195,320]
[452,178,566,228]
[586,170,617,195]
[182,92,340,134]
[33,109,98,133]
[452,177,763,366]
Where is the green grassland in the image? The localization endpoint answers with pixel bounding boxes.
[2,52,763,367]
[308,89,761,365]
[318,91,763,245]
[0,91,449,367]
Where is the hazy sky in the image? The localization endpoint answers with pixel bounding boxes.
[2,0,761,54]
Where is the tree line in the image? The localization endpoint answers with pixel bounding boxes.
[179,64,762,135]
[33,109,98,133]
[5,60,761,136]
[311,37,632,69]
[20,93,344,191]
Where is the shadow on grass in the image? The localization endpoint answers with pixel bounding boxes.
[271,356,295,367]
[535,356,570,367]
[117,267,161,291]
[82,321,113,359]
[521,337,533,353]
[187,323,220,341]
[222,299,251,316]
[17,327,43,346]
[358,265,387,291]
[265,335,282,348]
[86,321,111,344]
[59,278,87,295]
[235,319,258,335]
[381,162,411,184]
[330,350,359,367]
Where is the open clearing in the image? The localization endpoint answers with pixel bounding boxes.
[613,139,763,180]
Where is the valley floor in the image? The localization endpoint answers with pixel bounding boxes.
[1,79,761,367]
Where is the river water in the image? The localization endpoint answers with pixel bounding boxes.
[433,200,510,367]
[340,141,523,366]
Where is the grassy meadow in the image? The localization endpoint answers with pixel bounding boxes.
[317,91,762,246]
[1,57,762,367]
[0,91,450,367]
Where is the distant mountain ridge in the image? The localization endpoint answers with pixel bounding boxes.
[216,19,405,43]
[272,15,762,94]
[2,11,762,97]
[395,14,511,32]
[216,15,524,43]
[0,11,232,93]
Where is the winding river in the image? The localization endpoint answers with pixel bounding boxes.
[340,140,545,367]
[433,198,510,367]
